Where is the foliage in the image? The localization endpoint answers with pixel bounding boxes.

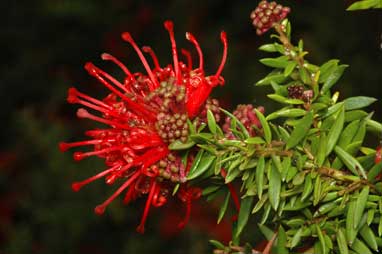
[183,10,382,254]
[347,0,382,10]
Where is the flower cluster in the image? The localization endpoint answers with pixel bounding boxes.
[60,20,227,233]
[250,0,290,35]
[223,104,264,138]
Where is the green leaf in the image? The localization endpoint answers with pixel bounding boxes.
[344,96,377,111]
[334,146,367,179]
[366,119,382,134]
[319,59,339,83]
[316,132,327,167]
[277,226,289,254]
[190,133,214,144]
[347,0,382,10]
[235,196,254,239]
[202,185,221,196]
[351,238,373,254]
[256,157,265,199]
[284,61,297,77]
[269,163,281,210]
[346,201,358,246]
[258,43,283,53]
[252,193,268,214]
[281,156,291,182]
[220,108,250,138]
[267,94,305,105]
[209,239,225,250]
[206,109,217,134]
[291,227,303,248]
[260,56,290,68]
[168,139,195,150]
[321,102,344,119]
[255,109,271,144]
[217,192,230,224]
[286,111,314,149]
[337,228,349,254]
[266,108,306,121]
[313,175,322,206]
[278,126,290,142]
[301,174,313,201]
[245,136,265,144]
[225,167,241,183]
[256,72,287,86]
[354,186,369,229]
[299,67,311,85]
[367,209,375,225]
[316,224,327,254]
[359,224,378,251]
[321,64,348,94]
[326,106,345,155]
[345,110,368,122]
[260,203,272,224]
[258,223,275,241]
[187,152,215,180]
[338,120,361,148]
[367,162,382,181]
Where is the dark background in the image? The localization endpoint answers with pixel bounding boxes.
[1,0,381,253]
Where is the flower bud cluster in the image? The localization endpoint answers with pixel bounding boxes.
[147,153,186,183]
[202,98,221,123]
[287,85,313,102]
[146,80,186,112]
[146,81,190,144]
[250,1,290,35]
[223,104,264,138]
[155,112,189,143]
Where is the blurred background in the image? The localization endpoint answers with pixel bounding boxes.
[1,0,381,253]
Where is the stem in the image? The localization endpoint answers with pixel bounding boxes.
[273,23,318,89]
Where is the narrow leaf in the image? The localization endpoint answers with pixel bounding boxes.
[235,196,254,238]
[335,146,367,179]
[217,192,230,224]
[206,109,217,134]
[255,109,272,144]
[354,186,369,229]
[269,163,281,210]
[316,224,327,254]
[187,152,215,180]
[284,61,297,77]
[286,111,314,149]
[337,228,349,254]
[326,106,345,155]
[260,56,289,68]
[266,108,306,121]
[350,238,373,254]
[256,157,265,199]
[321,64,348,94]
[319,59,339,83]
[344,96,377,111]
[277,226,289,254]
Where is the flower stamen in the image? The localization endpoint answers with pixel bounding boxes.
[215,31,228,83]
[186,32,204,72]
[136,180,157,233]
[94,169,141,215]
[72,163,122,192]
[121,32,160,90]
[101,53,136,81]
[181,48,193,70]
[164,21,181,85]
[142,46,161,71]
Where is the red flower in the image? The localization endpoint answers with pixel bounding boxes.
[60,21,227,233]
